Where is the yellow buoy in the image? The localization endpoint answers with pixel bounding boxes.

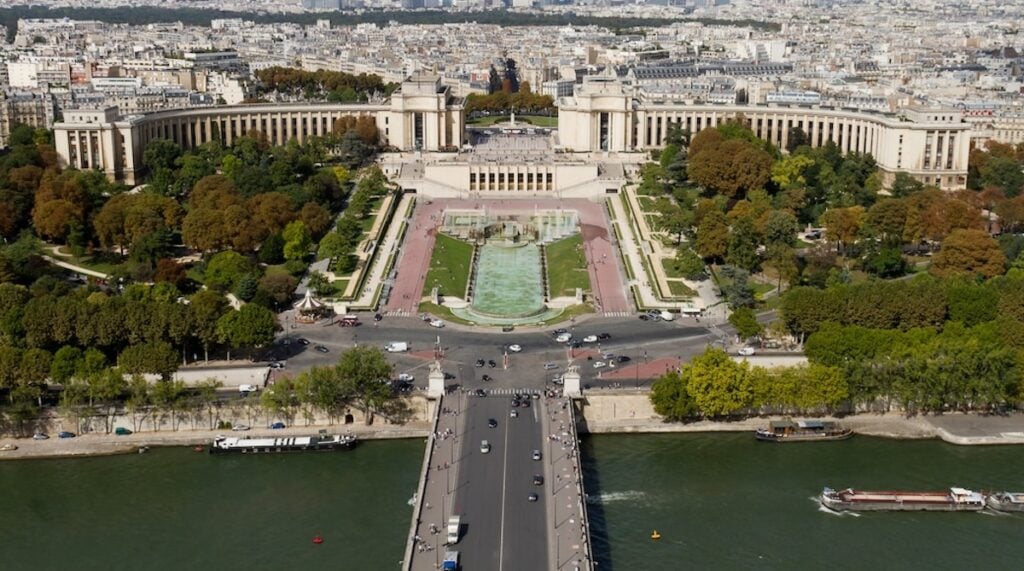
[651,530,661,540]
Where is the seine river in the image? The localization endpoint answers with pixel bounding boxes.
[582,433,1024,570]
[4,434,1024,569]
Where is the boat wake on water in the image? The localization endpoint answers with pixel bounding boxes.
[586,490,647,505]
[812,497,860,517]
[407,493,418,507]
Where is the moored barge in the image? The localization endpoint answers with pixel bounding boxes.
[820,487,985,512]
[211,433,357,454]
[755,420,853,442]
[986,492,1024,512]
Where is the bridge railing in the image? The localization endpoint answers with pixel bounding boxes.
[402,394,443,571]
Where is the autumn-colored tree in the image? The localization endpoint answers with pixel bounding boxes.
[930,229,1006,279]
[996,195,1024,234]
[695,210,730,261]
[249,192,296,238]
[820,206,865,254]
[299,202,332,237]
[688,137,772,199]
[865,198,907,244]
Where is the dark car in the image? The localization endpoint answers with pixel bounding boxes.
[528,493,539,502]
[617,355,631,363]
[520,399,531,408]
[475,359,486,368]
[269,361,285,369]
[374,313,383,322]
[270,422,286,429]
[315,345,329,353]
[552,328,567,336]
[501,325,514,332]
[488,419,498,428]
[598,333,611,340]
[638,314,650,321]
[58,431,76,439]
[488,360,497,368]
[482,374,493,382]
[533,474,544,485]
[114,427,132,436]
[474,389,487,397]
[297,338,310,346]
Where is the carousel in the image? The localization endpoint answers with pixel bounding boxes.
[293,289,332,323]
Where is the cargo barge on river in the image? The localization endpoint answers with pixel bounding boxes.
[755,420,853,442]
[820,487,985,512]
[986,492,1024,512]
[211,433,357,454]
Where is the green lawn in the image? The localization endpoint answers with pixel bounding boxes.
[545,234,591,297]
[422,233,474,297]
[319,279,349,298]
[661,258,683,278]
[467,114,558,127]
[666,280,697,298]
[637,196,658,210]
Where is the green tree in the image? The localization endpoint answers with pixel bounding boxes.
[334,346,393,423]
[119,341,179,379]
[650,370,697,421]
[189,289,228,362]
[204,251,257,291]
[683,348,755,417]
[217,304,277,358]
[726,216,761,273]
[282,220,312,261]
[728,307,763,339]
[673,247,706,280]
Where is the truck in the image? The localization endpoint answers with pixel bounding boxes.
[446,515,461,544]
[659,310,675,322]
[442,550,459,571]
[385,341,408,353]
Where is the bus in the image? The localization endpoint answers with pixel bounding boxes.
[338,315,360,327]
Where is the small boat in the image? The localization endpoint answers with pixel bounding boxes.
[756,420,853,442]
[821,487,985,512]
[210,433,357,454]
[650,530,661,540]
[312,535,324,545]
[986,492,1024,512]
[0,443,18,452]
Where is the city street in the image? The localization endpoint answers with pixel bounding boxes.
[266,314,721,389]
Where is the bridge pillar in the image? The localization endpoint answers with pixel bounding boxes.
[563,365,582,397]
[427,360,445,398]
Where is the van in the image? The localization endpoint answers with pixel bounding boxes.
[659,310,675,321]
[239,384,259,393]
[385,342,409,353]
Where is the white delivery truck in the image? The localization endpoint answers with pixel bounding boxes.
[385,341,409,353]
[447,515,461,544]
[659,310,675,321]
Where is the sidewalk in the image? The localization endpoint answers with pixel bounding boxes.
[544,396,594,571]
[607,189,719,313]
[348,193,415,309]
[406,392,465,571]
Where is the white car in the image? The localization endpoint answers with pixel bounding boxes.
[508,344,522,353]
[480,440,491,454]
[583,335,598,343]
[429,319,445,328]
[238,384,259,394]
[510,409,519,418]
[738,347,756,356]
[593,361,607,369]
[232,424,251,432]
[397,373,415,382]
[555,333,572,343]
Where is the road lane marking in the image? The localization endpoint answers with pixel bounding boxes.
[498,403,510,571]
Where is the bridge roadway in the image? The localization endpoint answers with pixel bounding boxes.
[406,388,593,570]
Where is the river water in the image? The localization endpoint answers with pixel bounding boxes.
[582,433,1024,570]
[4,434,1024,569]
[0,440,423,570]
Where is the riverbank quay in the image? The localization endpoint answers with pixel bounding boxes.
[0,422,431,460]
[574,391,1024,445]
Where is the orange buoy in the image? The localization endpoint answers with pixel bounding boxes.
[312,535,324,545]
